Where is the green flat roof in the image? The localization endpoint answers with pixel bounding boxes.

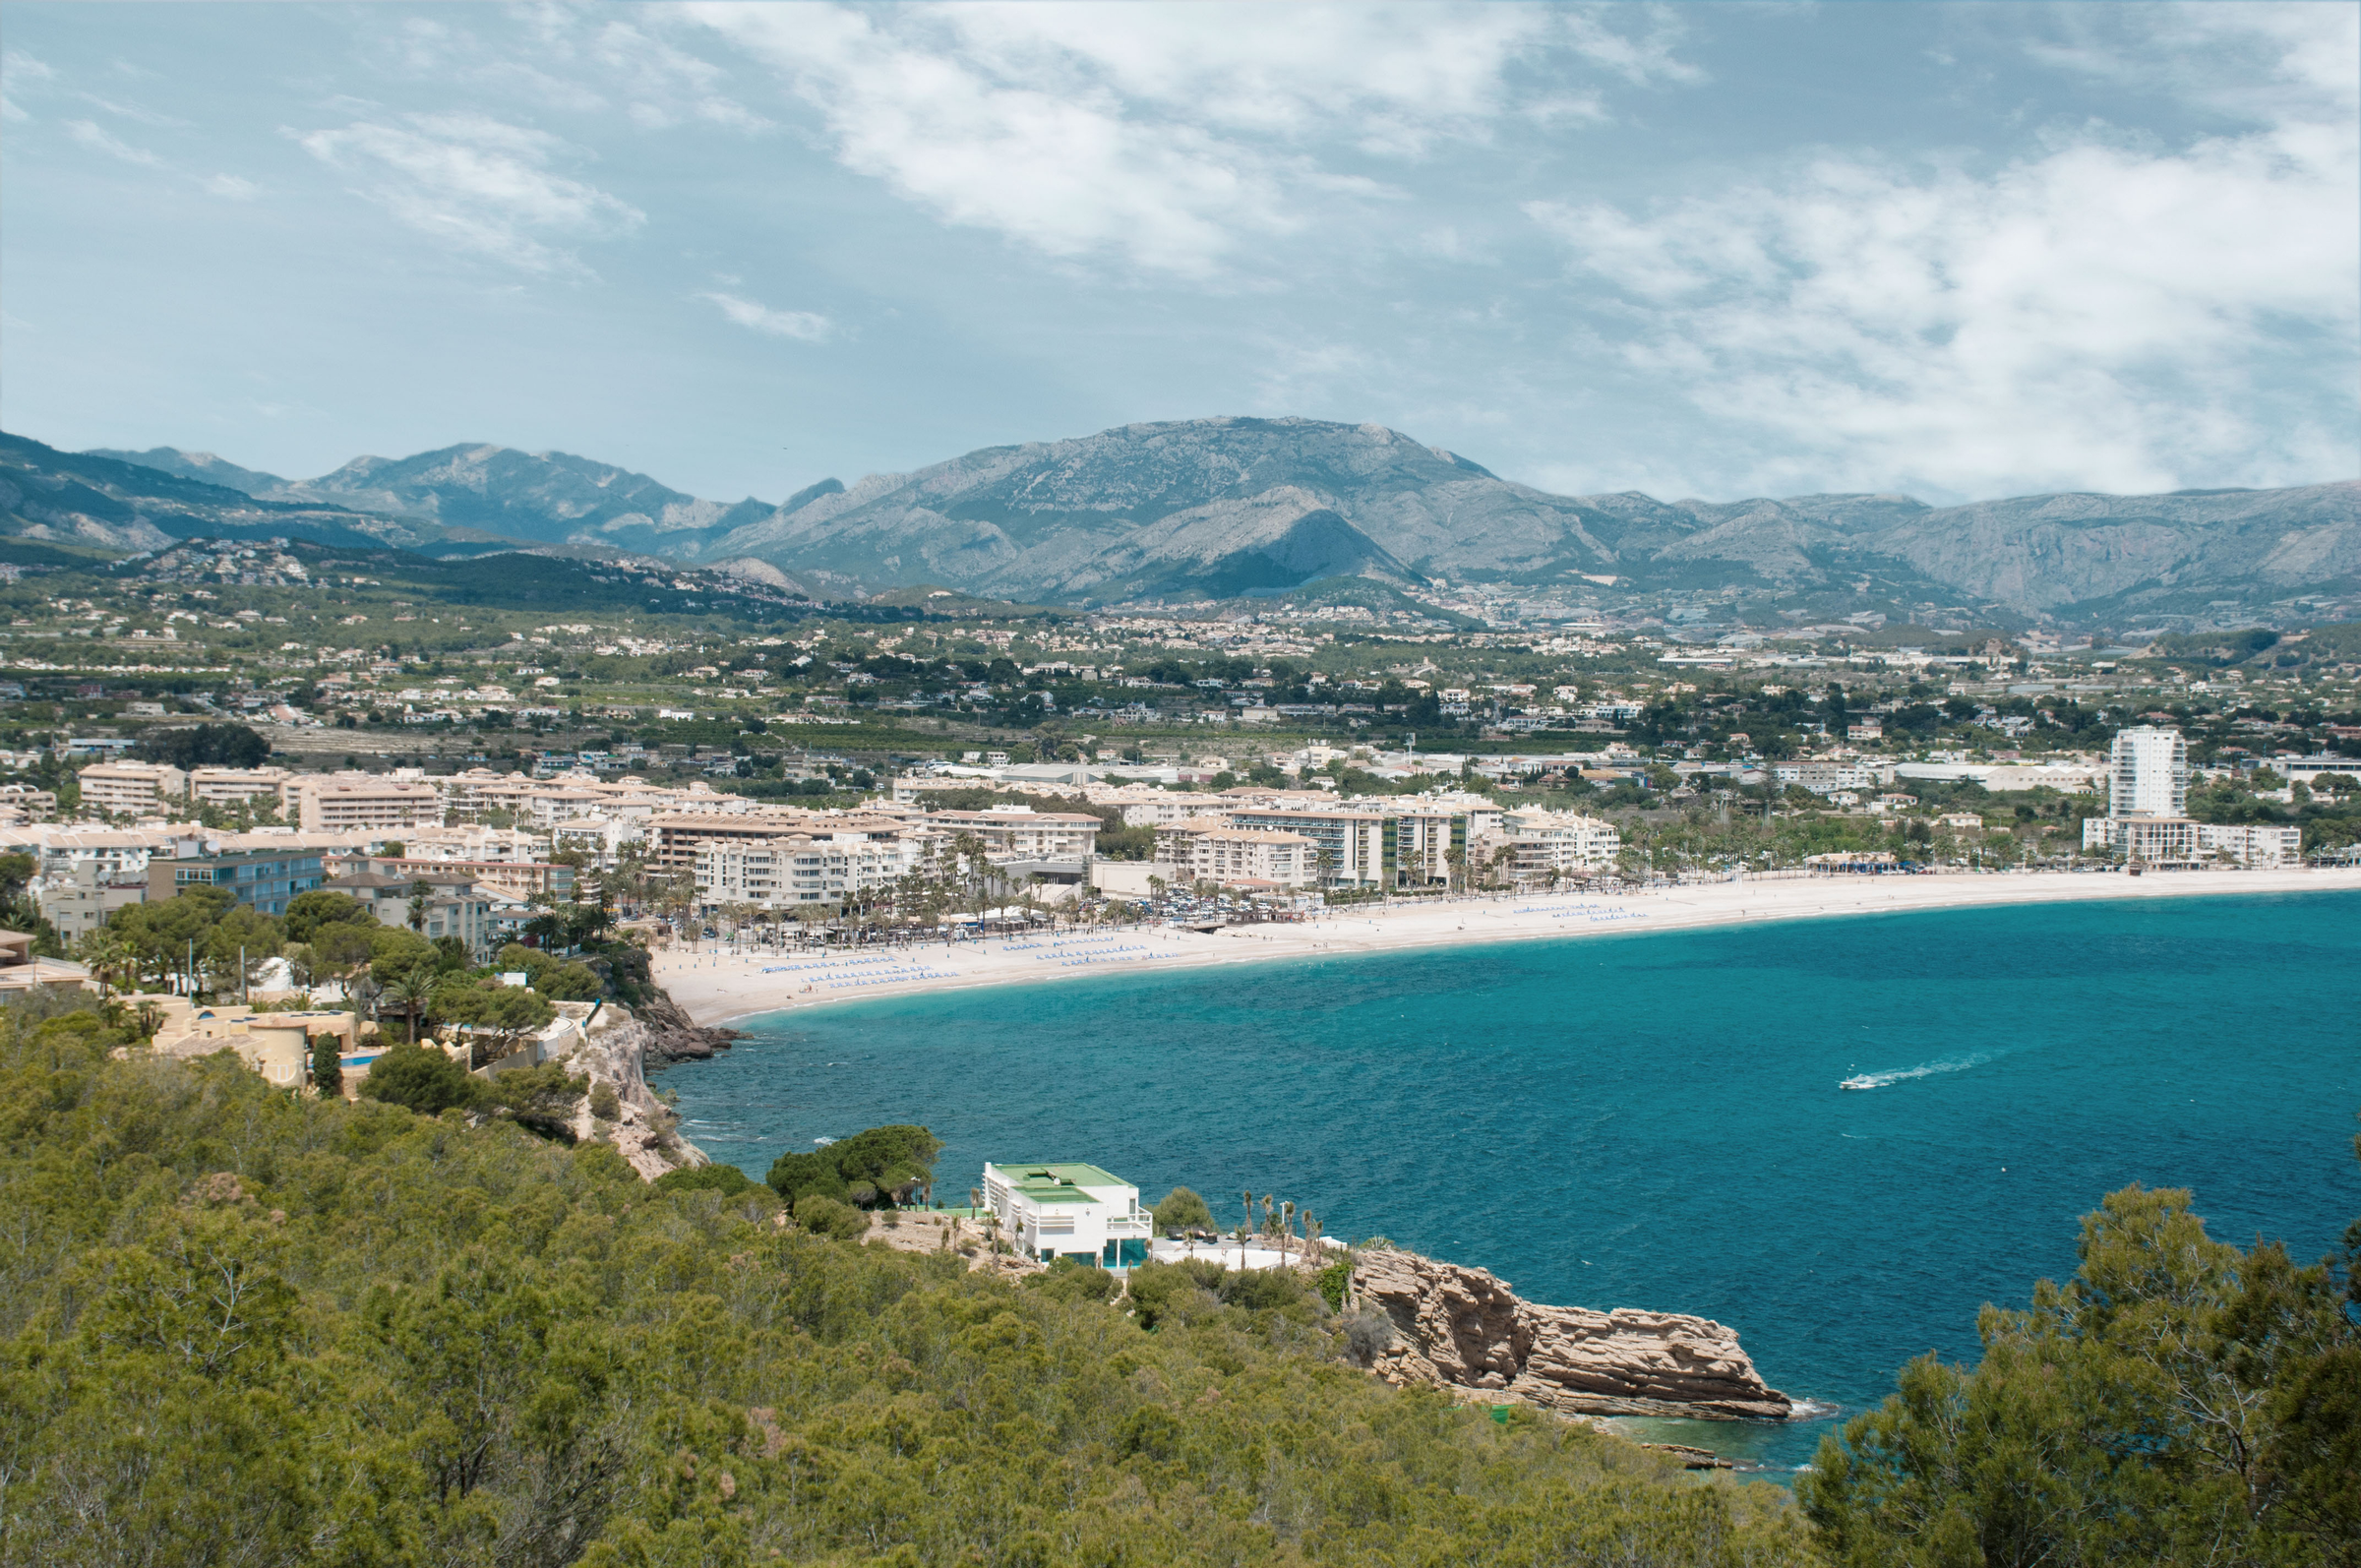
[990,1162,1131,1202]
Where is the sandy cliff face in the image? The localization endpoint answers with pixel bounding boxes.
[1351,1247,1791,1421]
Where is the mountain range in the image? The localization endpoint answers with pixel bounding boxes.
[18,417,2353,625]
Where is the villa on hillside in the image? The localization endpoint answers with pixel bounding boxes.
[981,1161,1154,1269]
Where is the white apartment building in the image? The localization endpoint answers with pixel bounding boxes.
[287,773,446,833]
[2196,822,2303,867]
[692,830,929,910]
[2082,814,2200,864]
[34,862,149,940]
[2108,726,2189,818]
[77,761,188,817]
[1772,761,1899,796]
[1225,807,1385,886]
[980,1161,1154,1269]
[1154,823,1313,888]
[905,805,1102,863]
[1491,810,1622,882]
[188,765,293,810]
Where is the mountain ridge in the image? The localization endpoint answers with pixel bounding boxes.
[70,418,2361,624]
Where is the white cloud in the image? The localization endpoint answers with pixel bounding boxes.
[1527,7,2359,498]
[296,112,644,274]
[67,118,162,167]
[700,291,832,341]
[686,2,1691,277]
[1,49,56,122]
[204,174,261,201]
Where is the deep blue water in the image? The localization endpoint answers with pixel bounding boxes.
[662,890,2361,1473]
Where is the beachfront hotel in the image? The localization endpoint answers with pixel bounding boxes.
[981,1161,1155,1269]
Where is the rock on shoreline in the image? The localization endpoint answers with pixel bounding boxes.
[636,992,746,1063]
[1351,1248,1792,1421]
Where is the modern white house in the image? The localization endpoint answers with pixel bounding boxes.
[980,1161,1155,1269]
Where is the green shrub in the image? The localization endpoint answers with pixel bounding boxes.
[653,1163,757,1199]
[1025,1259,1120,1304]
[794,1194,870,1240]
[357,1042,479,1116]
[587,1080,620,1121]
[766,1123,940,1209]
[1317,1259,1351,1312]
[1153,1184,1215,1233]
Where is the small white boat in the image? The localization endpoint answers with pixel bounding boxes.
[1839,1074,1878,1091]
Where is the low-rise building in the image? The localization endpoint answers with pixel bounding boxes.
[980,1161,1153,1269]
[319,871,496,956]
[149,848,325,916]
[2196,822,2304,867]
[34,863,146,940]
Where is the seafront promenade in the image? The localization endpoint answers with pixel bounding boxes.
[655,865,2361,1027]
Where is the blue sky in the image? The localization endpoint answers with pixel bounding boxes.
[2,2,2353,508]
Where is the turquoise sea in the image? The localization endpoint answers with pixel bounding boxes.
[664,889,2361,1473]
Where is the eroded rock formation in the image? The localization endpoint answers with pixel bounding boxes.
[1350,1248,1791,1421]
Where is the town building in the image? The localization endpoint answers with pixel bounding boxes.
[2083,726,2198,863]
[148,848,326,916]
[286,773,446,833]
[77,761,188,817]
[319,871,497,956]
[34,862,148,940]
[980,1161,1154,1269]
[1153,823,1314,889]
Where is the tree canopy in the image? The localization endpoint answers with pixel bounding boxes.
[0,1005,1810,1566]
[130,720,272,769]
[766,1123,943,1209]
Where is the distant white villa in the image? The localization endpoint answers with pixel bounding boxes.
[981,1161,1154,1269]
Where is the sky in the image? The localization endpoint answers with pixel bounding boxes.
[1,1,2354,510]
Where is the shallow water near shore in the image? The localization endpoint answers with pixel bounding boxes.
[662,889,2361,1475]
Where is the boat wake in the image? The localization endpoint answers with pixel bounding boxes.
[1840,1054,1992,1091]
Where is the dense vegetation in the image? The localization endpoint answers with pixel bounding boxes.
[1802,1139,2361,1566]
[0,1002,1809,1566]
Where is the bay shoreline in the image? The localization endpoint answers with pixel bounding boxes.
[653,866,2361,1030]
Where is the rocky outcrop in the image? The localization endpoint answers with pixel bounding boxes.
[635,992,744,1063]
[546,1001,709,1181]
[1350,1248,1791,1421]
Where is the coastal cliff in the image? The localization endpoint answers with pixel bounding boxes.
[1350,1247,1791,1421]
[550,1000,710,1180]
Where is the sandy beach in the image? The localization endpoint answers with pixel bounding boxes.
[654,866,2361,1028]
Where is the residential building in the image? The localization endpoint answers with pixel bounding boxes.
[187,764,294,811]
[1487,809,1622,883]
[2082,814,2201,866]
[980,1161,1154,1269]
[77,761,188,817]
[691,830,927,910]
[1223,807,1385,886]
[1772,761,1898,796]
[34,862,146,940]
[2196,822,2304,867]
[319,871,496,956]
[331,853,575,903]
[286,772,446,833]
[1154,823,1314,889]
[900,804,1102,863]
[2108,726,2189,818]
[148,848,325,916]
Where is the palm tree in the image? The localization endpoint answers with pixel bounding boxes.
[75,931,133,998]
[378,969,432,1047]
[1281,1200,1296,1266]
[404,878,435,935]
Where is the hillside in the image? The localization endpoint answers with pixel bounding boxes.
[0,431,450,556]
[79,421,2361,622]
[94,440,781,557]
[0,1002,1813,1565]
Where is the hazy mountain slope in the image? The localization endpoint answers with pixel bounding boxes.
[84,421,2359,619]
[93,442,777,558]
[2,433,442,553]
[1873,483,2361,610]
[711,416,1619,598]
